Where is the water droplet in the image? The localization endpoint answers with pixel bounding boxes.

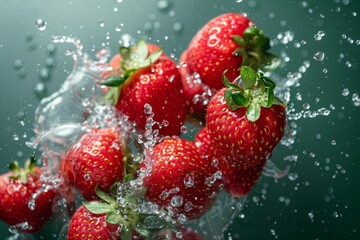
[46,44,56,55]
[34,82,47,99]
[14,59,24,70]
[342,88,350,96]
[65,49,73,56]
[170,195,183,207]
[302,103,310,110]
[144,22,153,32]
[35,19,47,31]
[46,58,55,68]
[39,68,50,81]
[157,0,170,11]
[84,174,90,180]
[13,134,19,141]
[183,174,194,187]
[314,30,325,41]
[323,68,328,73]
[352,93,360,106]
[288,173,298,181]
[313,51,325,61]
[144,103,153,114]
[99,20,105,27]
[173,22,183,33]
[180,125,187,134]
[331,140,337,145]
[345,61,352,68]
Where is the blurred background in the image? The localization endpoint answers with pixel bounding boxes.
[0,0,359,239]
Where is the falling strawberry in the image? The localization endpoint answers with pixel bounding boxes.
[0,157,56,233]
[142,138,221,220]
[179,13,279,117]
[60,128,125,200]
[66,204,119,240]
[206,66,286,169]
[102,40,187,136]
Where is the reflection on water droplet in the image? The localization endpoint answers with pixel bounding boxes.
[99,20,105,27]
[302,103,310,110]
[35,19,47,31]
[313,51,325,61]
[184,173,194,187]
[170,195,183,207]
[13,134,19,141]
[180,125,187,134]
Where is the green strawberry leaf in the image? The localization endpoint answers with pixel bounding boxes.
[138,49,163,68]
[266,87,274,107]
[8,161,20,172]
[273,96,287,106]
[246,103,261,122]
[231,92,249,107]
[119,46,131,61]
[135,39,148,61]
[101,76,126,87]
[261,76,276,89]
[83,201,115,214]
[243,26,259,41]
[240,66,257,89]
[224,89,238,110]
[95,186,116,204]
[106,211,122,225]
[222,70,242,91]
[232,35,246,47]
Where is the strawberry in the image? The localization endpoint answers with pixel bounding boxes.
[102,40,186,136]
[180,13,279,117]
[66,204,119,240]
[0,157,55,233]
[220,160,266,197]
[60,128,125,200]
[142,138,221,220]
[194,127,264,196]
[206,66,286,170]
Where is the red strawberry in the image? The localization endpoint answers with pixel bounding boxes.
[60,128,124,200]
[180,13,279,117]
[206,66,286,170]
[0,157,55,233]
[220,160,266,197]
[194,127,264,196]
[103,40,186,136]
[142,138,221,220]
[67,204,119,240]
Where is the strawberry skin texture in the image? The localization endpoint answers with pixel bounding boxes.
[109,45,187,136]
[0,168,55,233]
[206,88,286,169]
[194,127,213,160]
[185,13,252,90]
[220,160,265,197]
[67,204,119,240]
[61,128,124,200]
[142,138,220,220]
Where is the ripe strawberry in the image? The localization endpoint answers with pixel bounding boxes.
[142,138,221,220]
[220,160,266,197]
[60,128,124,200]
[103,40,186,136]
[194,127,264,196]
[67,204,119,240]
[206,66,286,169]
[0,157,55,233]
[180,13,279,117]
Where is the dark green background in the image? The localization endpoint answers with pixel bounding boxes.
[1,0,359,239]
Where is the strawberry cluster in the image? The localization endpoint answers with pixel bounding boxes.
[0,13,287,239]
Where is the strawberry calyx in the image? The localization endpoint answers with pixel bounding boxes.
[8,156,39,184]
[223,66,286,122]
[232,26,280,72]
[84,182,172,240]
[101,39,163,104]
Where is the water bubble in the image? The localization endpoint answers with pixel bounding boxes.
[144,103,153,114]
[34,82,47,99]
[308,211,315,221]
[120,34,133,47]
[352,93,360,106]
[313,51,325,61]
[144,22,153,32]
[288,173,298,181]
[331,140,337,145]
[314,30,325,41]
[99,20,105,27]
[46,58,55,68]
[17,68,28,79]
[302,103,310,110]
[323,68,328,74]
[65,49,73,56]
[46,44,56,55]
[345,61,352,68]
[13,134,19,141]
[35,19,47,31]
[356,40,360,45]
[180,125,187,134]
